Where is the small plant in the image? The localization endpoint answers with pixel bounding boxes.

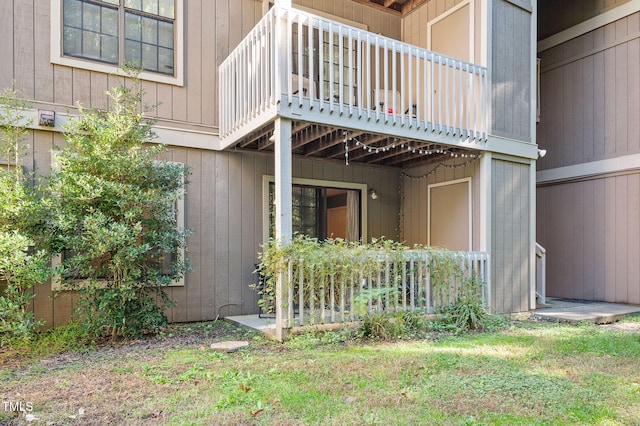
[442,274,490,332]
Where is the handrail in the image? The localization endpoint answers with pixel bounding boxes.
[219,5,489,143]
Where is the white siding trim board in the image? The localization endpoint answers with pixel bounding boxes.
[537,152,640,184]
[537,0,640,53]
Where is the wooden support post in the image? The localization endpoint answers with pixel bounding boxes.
[274,117,293,341]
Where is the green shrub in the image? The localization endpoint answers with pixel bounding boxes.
[49,72,190,339]
[0,85,51,345]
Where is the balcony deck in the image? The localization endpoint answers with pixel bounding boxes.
[218,5,489,169]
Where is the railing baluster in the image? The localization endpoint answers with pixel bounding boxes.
[375,36,380,122]
[318,23,324,111]
[298,257,304,326]
[308,16,314,104]
[339,25,344,115]
[309,265,315,324]
[349,28,354,117]
[297,16,303,107]
[329,23,335,112]
[330,273,335,323]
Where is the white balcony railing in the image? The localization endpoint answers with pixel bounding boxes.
[219,5,489,145]
[274,250,490,329]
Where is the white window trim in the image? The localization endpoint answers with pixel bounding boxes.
[51,157,186,290]
[261,175,368,244]
[50,0,185,87]
[427,177,473,251]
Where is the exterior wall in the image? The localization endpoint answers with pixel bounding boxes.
[402,0,483,63]
[295,0,401,40]
[538,173,640,304]
[538,10,640,170]
[537,2,640,304]
[22,129,401,326]
[402,159,482,251]
[492,158,532,313]
[1,0,399,142]
[538,0,632,40]
[491,0,533,142]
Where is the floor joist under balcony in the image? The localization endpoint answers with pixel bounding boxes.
[227,120,482,170]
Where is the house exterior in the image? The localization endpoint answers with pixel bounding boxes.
[1,0,538,328]
[537,0,640,304]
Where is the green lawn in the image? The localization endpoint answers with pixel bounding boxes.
[2,318,640,425]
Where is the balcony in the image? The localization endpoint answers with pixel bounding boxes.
[218,5,489,168]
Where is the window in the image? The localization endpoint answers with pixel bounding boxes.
[263,177,368,243]
[52,160,186,289]
[51,0,184,85]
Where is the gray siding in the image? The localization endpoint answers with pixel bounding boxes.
[22,130,401,325]
[538,0,632,40]
[538,173,640,304]
[492,159,531,313]
[1,0,400,134]
[492,0,532,142]
[537,11,640,170]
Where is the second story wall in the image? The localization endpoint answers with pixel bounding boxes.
[537,5,640,170]
[1,0,401,143]
[491,0,534,143]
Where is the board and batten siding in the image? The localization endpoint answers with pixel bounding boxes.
[537,10,640,170]
[402,0,483,65]
[19,130,401,326]
[401,159,481,251]
[1,0,400,138]
[538,0,633,40]
[491,0,532,143]
[537,173,640,304]
[492,158,531,313]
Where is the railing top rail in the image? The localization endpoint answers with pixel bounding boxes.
[278,5,486,71]
[222,5,487,73]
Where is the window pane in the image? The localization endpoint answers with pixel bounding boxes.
[101,7,118,36]
[63,27,82,56]
[158,47,174,73]
[63,0,82,28]
[142,16,158,44]
[125,39,142,66]
[125,13,142,41]
[82,2,101,32]
[159,0,174,19]
[82,30,101,60]
[100,0,119,4]
[142,44,158,71]
[157,20,173,48]
[142,0,159,15]
[124,0,142,10]
[101,34,118,63]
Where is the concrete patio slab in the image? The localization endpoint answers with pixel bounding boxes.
[225,314,277,337]
[534,298,640,324]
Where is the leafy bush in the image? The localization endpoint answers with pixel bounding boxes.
[49,73,190,339]
[0,85,51,345]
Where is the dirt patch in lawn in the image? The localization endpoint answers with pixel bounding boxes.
[0,321,264,425]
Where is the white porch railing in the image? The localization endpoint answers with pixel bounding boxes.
[276,250,490,330]
[219,5,489,145]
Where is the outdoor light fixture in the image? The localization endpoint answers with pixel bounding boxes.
[538,148,547,158]
[369,189,378,200]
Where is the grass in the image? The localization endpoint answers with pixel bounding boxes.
[1,319,640,425]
